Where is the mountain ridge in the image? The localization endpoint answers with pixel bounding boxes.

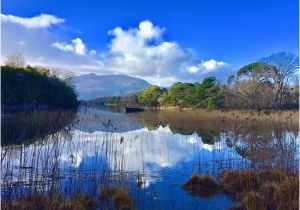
[73,73,149,100]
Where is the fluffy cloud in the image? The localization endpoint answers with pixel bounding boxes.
[202,59,227,71]
[103,21,187,78]
[97,20,230,84]
[137,20,164,39]
[187,59,228,74]
[53,38,87,55]
[1,13,64,28]
[1,14,231,86]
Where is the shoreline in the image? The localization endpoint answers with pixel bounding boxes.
[133,106,299,124]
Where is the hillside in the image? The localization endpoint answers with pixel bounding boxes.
[73,73,149,100]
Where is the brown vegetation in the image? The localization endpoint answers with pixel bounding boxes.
[100,186,135,210]
[1,193,97,210]
[182,175,219,198]
[131,109,299,129]
[182,168,299,210]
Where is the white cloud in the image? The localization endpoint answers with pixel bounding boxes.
[186,59,228,75]
[97,20,230,84]
[187,66,199,74]
[104,22,187,77]
[89,50,97,56]
[1,15,231,85]
[72,38,86,55]
[202,59,227,71]
[52,38,86,55]
[52,42,74,52]
[137,20,164,39]
[1,13,64,28]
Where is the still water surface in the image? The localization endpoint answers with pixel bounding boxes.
[1,107,298,209]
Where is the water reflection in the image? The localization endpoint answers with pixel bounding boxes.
[129,110,299,168]
[1,107,298,210]
[1,111,76,145]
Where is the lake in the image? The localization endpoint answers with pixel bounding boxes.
[1,106,299,210]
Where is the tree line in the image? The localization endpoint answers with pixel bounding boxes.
[138,52,299,110]
[2,54,78,111]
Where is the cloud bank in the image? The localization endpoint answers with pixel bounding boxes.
[1,13,64,28]
[1,13,232,86]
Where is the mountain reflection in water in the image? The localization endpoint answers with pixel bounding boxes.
[1,107,298,210]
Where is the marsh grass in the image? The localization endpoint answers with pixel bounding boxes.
[149,108,299,123]
[182,175,219,198]
[183,168,299,210]
[100,186,135,210]
[1,193,97,210]
[132,109,299,130]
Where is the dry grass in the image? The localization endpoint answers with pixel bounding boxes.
[1,193,97,210]
[239,191,264,210]
[146,108,299,124]
[183,168,299,210]
[182,175,219,198]
[100,186,135,210]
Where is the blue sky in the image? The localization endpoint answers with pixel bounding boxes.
[2,0,299,85]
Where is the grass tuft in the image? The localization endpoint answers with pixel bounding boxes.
[183,168,299,210]
[1,193,96,210]
[182,175,219,198]
[100,186,135,210]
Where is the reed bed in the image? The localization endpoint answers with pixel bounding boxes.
[133,109,299,125]
[100,186,135,210]
[1,193,97,210]
[183,168,299,210]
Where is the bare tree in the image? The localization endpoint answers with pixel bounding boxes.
[34,65,51,75]
[236,52,299,108]
[225,80,274,109]
[33,65,75,87]
[48,67,75,86]
[260,52,299,107]
[4,53,26,68]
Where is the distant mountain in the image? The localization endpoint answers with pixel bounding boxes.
[73,73,149,100]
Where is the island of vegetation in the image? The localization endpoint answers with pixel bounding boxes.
[1,54,78,112]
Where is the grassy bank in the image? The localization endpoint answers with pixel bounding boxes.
[139,107,299,124]
[183,168,299,210]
